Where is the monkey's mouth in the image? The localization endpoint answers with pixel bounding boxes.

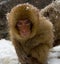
[20,31,31,38]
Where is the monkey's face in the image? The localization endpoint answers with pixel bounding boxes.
[16,19,32,38]
[7,3,39,40]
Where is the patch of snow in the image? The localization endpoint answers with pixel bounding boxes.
[0,39,19,64]
[48,45,60,64]
[51,45,60,51]
[26,6,30,10]
[48,58,60,64]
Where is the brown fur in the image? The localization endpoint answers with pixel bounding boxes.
[40,2,60,46]
[7,3,54,64]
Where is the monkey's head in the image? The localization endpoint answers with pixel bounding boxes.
[7,3,40,40]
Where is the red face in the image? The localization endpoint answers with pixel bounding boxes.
[16,19,31,38]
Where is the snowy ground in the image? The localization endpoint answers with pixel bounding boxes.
[48,45,60,64]
[0,39,19,64]
[0,39,60,64]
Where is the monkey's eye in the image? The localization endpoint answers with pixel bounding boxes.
[17,21,22,25]
[16,22,22,28]
[25,20,31,25]
[19,22,22,25]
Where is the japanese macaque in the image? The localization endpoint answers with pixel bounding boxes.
[40,2,60,46]
[16,19,32,39]
[7,3,54,64]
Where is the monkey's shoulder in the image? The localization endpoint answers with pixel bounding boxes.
[39,16,53,32]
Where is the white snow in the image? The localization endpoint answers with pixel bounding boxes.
[26,6,30,10]
[0,39,19,64]
[48,45,60,64]
[0,39,60,64]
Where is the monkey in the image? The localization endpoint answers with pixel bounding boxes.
[7,3,54,64]
[40,2,60,46]
[16,19,32,39]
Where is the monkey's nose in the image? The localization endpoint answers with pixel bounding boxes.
[22,30,27,34]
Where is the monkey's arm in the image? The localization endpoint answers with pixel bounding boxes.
[12,39,33,64]
[31,43,50,64]
[23,23,54,64]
